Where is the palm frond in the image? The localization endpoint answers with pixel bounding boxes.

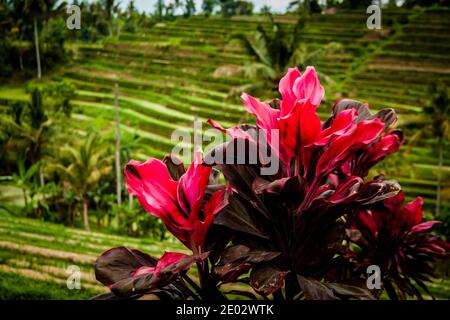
[303,42,341,66]
[240,63,277,82]
[291,15,307,54]
[234,33,271,67]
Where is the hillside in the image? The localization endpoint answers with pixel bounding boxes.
[0,208,448,299]
[0,208,187,299]
[1,9,448,210]
[0,8,450,299]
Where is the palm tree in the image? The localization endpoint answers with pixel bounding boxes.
[7,0,26,72]
[232,14,340,98]
[0,88,50,178]
[24,88,49,186]
[11,157,40,210]
[404,81,450,216]
[23,0,45,79]
[154,0,165,21]
[48,132,113,230]
[425,82,450,216]
[288,0,322,14]
[102,0,120,36]
[202,0,217,17]
[184,0,196,17]
[23,0,65,79]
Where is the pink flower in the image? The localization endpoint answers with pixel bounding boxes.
[210,66,324,168]
[350,192,450,299]
[125,151,228,251]
[209,67,399,183]
[133,252,190,277]
[95,247,208,297]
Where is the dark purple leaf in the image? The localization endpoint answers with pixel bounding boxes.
[95,247,157,287]
[297,275,337,300]
[163,154,185,180]
[213,245,281,281]
[374,108,397,129]
[326,283,375,300]
[250,265,287,296]
[95,247,205,298]
[356,179,401,204]
[213,194,270,240]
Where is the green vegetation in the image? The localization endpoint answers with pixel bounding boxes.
[0,0,449,299]
[0,210,187,299]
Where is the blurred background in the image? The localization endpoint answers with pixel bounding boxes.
[0,0,449,299]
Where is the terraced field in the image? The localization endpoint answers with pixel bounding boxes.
[1,9,448,209]
[0,208,449,300]
[0,209,187,299]
[0,9,449,299]
[341,8,450,208]
[69,9,449,211]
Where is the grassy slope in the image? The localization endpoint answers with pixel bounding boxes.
[0,9,450,299]
[0,209,448,300]
[1,9,448,210]
[0,209,187,299]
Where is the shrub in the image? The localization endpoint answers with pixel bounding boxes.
[94,67,449,300]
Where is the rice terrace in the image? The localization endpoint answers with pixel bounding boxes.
[0,0,450,303]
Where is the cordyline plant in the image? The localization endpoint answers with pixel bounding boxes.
[94,67,450,300]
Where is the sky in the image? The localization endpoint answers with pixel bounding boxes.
[116,0,292,14]
[90,1,404,15]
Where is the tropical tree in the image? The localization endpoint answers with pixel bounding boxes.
[174,0,182,11]
[288,0,322,14]
[184,0,196,17]
[232,14,340,98]
[403,81,450,216]
[402,0,449,8]
[341,0,372,8]
[219,0,235,17]
[0,88,51,177]
[6,0,26,73]
[217,0,252,17]
[101,0,120,36]
[126,0,136,14]
[41,80,75,117]
[235,0,253,15]
[154,0,165,21]
[23,0,44,79]
[74,1,110,42]
[202,0,217,16]
[48,132,113,230]
[11,157,40,210]
[259,5,271,15]
[23,0,65,79]
[425,82,450,216]
[123,0,138,32]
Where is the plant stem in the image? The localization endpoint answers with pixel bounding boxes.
[273,288,284,300]
[196,261,206,290]
[114,83,122,226]
[181,273,202,296]
[436,136,443,216]
[180,274,201,300]
[22,187,27,209]
[82,197,90,231]
[33,18,42,80]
